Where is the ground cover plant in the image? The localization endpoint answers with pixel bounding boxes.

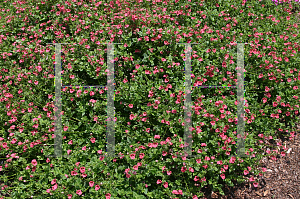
[0,0,300,198]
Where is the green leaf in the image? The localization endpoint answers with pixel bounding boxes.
[133,191,146,199]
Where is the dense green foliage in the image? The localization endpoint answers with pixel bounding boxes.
[0,0,300,198]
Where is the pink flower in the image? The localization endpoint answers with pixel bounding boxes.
[229,156,236,164]
[163,182,168,188]
[145,70,151,74]
[95,185,100,191]
[128,104,133,108]
[51,179,56,185]
[80,167,85,173]
[82,146,86,150]
[154,135,160,139]
[284,57,289,62]
[125,173,131,178]
[89,181,94,187]
[52,183,58,190]
[67,63,72,70]
[70,75,75,79]
[253,182,259,187]
[220,174,226,180]
[67,194,72,199]
[90,137,96,143]
[31,159,37,166]
[130,154,135,159]
[139,153,145,159]
[76,190,82,196]
[172,190,183,195]
[161,58,167,62]
[167,170,172,175]
[210,120,216,126]
[129,114,135,120]
[189,167,194,172]
[157,179,162,184]
[135,64,140,70]
[105,193,111,199]
[249,177,255,182]
[81,173,87,177]
[265,86,270,92]
[152,142,158,148]
[90,91,95,96]
[63,126,68,131]
[124,168,130,174]
[228,118,233,122]
[262,98,267,103]
[276,96,282,103]
[133,165,139,170]
[205,156,210,161]
[181,167,187,172]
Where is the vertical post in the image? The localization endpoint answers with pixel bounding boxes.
[106,43,115,157]
[183,44,193,158]
[236,43,246,157]
[53,43,63,157]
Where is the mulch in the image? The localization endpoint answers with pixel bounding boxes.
[199,116,300,199]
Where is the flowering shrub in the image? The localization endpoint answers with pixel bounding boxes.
[0,0,300,198]
[271,0,300,6]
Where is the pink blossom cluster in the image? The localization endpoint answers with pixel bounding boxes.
[245,0,300,5]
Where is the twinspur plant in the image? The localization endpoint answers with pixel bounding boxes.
[0,0,300,198]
